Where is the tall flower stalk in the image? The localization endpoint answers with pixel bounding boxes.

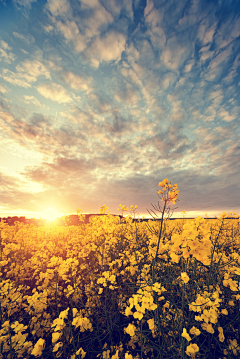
[151,179,179,283]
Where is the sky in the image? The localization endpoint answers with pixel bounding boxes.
[0,0,240,220]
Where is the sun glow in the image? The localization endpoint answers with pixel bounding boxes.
[40,208,62,221]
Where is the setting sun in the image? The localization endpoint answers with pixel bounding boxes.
[40,208,62,221]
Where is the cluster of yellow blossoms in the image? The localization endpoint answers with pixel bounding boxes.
[158,178,179,204]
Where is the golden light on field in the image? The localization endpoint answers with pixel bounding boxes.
[40,208,62,221]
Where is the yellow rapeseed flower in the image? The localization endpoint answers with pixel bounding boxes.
[31,338,45,357]
[52,331,62,344]
[185,343,199,357]
[218,327,225,342]
[189,326,201,336]
[147,318,154,331]
[125,323,136,337]
[52,342,63,352]
[182,328,191,341]
[229,339,240,356]
[76,347,87,358]
[181,272,190,284]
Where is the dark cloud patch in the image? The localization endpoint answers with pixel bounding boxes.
[23,156,95,186]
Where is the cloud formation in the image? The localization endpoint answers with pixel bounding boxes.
[0,0,239,218]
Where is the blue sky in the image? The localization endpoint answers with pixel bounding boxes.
[0,0,240,219]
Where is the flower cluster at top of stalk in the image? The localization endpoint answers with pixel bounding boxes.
[158,178,179,205]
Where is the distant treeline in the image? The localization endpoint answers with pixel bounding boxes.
[0,215,238,226]
[0,214,123,226]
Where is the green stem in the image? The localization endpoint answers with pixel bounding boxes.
[152,201,166,284]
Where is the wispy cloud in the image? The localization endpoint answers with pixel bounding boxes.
[24,95,49,109]
[13,31,35,45]
[37,82,72,103]
[0,40,15,63]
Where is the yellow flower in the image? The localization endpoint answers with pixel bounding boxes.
[218,327,225,342]
[125,354,133,359]
[189,326,201,336]
[125,307,133,316]
[103,349,111,359]
[133,311,143,320]
[31,338,45,357]
[52,331,62,343]
[76,347,87,358]
[59,307,69,320]
[111,350,119,359]
[147,318,154,331]
[170,252,180,263]
[229,339,240,356]
[52,342,63,352]
[185,343,199,357]
[221,309,228,315]
[125,323,136,337]
[72,308,78,318]
[11,321,28,333]
[201,323,214,334]
[181,272,190,284]
[182,328,191,341]
[109,274,116,283]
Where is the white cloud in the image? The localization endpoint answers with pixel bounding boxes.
[13,31,35,44]
[0,40,11,50]
[1,69,32,88]
[0,110,15,123]
[37,82,72,103]
[13,0,37,7]
[209,89,223,104]
[1,58,51,88]
[80,0,100,8]
[184,60,195,73]
[161,73,176,88]
[101,0,133,18]
[202,46,233,81]
[161,44,186,70]
[146,26,166,50]
[0,41,15,64]
[144,0,156,20]
[24,95,49,109]
[43,24,54,33]
[215,16,240,49]
[84,6,114,38]
[0,83,8,93]
[62,71,92,92]
[20,48,29,54]
[56,20,86,52]
[16,59,51,80]
[218,109,236,122]
[46,0,71,17]
[114,87,140,106]
[198,23,216,45]
[0,48,15,64]
[200,50,214,62]
[87,31,126,66]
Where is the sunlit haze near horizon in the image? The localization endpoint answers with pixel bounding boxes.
[0,0,240,219]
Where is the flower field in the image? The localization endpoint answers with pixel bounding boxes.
[0,180,240,359]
